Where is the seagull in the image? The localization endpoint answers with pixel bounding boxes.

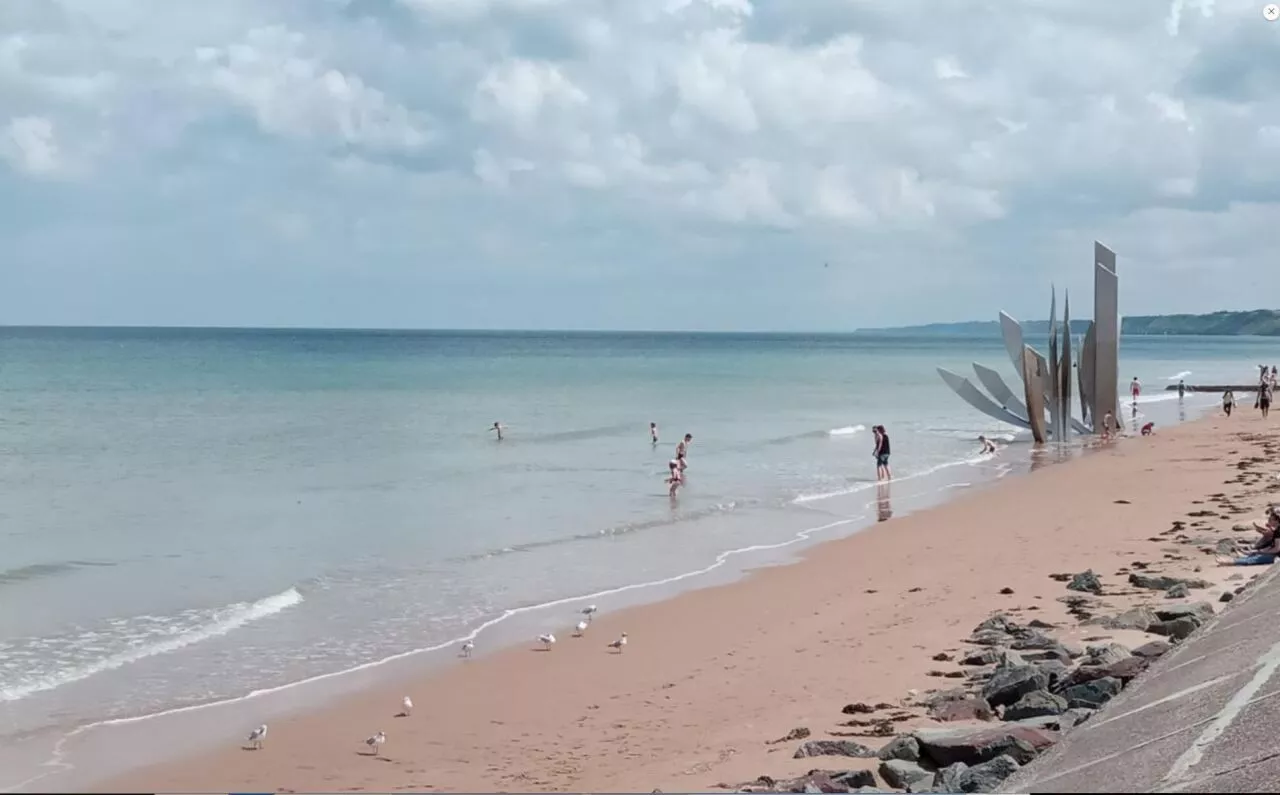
[574,620,588,636]
[402,696,413,716]
[538,633,556,650]
[461,640,475,658]
[581,604,598,622]
[607,632,628,653]
[365,730,386,756]
[246,724,267,750]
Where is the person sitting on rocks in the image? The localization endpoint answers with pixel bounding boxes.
[1218,528,1280,566]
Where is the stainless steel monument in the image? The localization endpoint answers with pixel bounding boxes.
[937,241,1119,442]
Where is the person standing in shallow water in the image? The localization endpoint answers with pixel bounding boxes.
[489,421,504,441]
[650,422,659,445]
[873,425,892,481]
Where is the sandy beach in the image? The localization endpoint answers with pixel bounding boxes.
[95,409,1280,794]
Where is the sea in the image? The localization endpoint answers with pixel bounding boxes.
[0,327,1270,789]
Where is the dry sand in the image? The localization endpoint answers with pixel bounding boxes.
[98,411,1280,793]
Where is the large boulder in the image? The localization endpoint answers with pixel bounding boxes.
[1148,616,1201,641]
[878,759,932,791]
[957,755,1021,793]
[876,734,921,763]
[793,740,877,759]
[1061,655,1149,688]
[1132,639,1173,659]
[1066,570,1103,594]
[1129,573,1210,591]
[930,696,996,723]
[1062,676,1123,709]
[1155,602,1216,622]
[913,724,1057,767]
[1003,690,1068,721]
[933,763,968,793]
[982,665,1050,708]
[1084,643,1133,667]
[1101,607,1158,632]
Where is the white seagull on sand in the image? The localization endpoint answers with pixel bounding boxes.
[538,633,556,650]
[402,696,413,716]
[461,640,475,658]
[246,724,267,750]
[366,730,386,756]
[574,620,589,636]
[581,604,598,622]
[608,632,628,653]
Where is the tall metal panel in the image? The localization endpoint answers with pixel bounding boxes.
[1093,243,1119,430]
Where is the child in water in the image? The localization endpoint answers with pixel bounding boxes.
[666,459,683,497]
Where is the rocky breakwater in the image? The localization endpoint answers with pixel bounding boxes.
[721,589,1236,794]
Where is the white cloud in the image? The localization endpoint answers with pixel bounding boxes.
[0,0,1277,330]
[1,115,61,175]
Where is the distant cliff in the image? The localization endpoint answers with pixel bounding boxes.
[865,310,1280,337]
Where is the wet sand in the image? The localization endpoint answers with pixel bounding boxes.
[96,410,1279,793]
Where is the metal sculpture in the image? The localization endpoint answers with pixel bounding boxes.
[936,241,1119,441]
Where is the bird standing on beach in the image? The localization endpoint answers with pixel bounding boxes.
[365,731,386,756]
[246,724,267,750]
[461,640,475,658]
[574,620,589,636]
[538,633,556,650]
[581,604,598,622]
[402,695,413,716]
[607,632,628,653]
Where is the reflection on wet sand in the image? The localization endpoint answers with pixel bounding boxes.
[876,483,893,522]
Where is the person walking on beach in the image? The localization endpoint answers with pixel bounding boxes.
[650,422,659,445]
[489,421,505,441]
[1223,389,1235,417]
[675,433,692,471]
[1177,379,1186,400]
[1100,410,1119,440]
[1130,377,1141,404]
[1262,382,1273,419]
[873,425,892,481]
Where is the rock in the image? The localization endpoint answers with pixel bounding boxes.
[1060,708,1096,730]
[974,614,1018,634]
[829,770,877,789]
[1003,690,1068,721]
[1221,592,1235,603]
[957,754,1021,793]
[913,724,1057,767]
[1148,616,1201,641]
[1132,639,1173,658]
[932,652,954,662]
[793,740,877,759]
[877,734,921,763]
[879,759,932,790]
[1084,643,1133,666]
[930,696,996,723]
[1215,539,1239,554]
[1067,570,1103,594]
[1165,582,1190,599]
[1030,658,1071,688]
[1010,631,1061,651]
[1155,602,1215,622]
[1233,523,1252,532]
[968,629,1013,647]
[933,763,968,794]
[768,727,812,744]
[1062,676,1123,709]
[962,648,1002,666]
[1061,655,1148,688]
[1228,573,1245,580]
[841,702,876,715]
[982,665,1050,708]
[1129,573,1211,591]
[1101,607,1158,632]
[999,587,1015,595]
[850,789,888,794]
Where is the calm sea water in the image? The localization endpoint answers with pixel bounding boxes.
[0,328,1268,783]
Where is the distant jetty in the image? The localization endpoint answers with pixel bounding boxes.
[1163,384,1261,392]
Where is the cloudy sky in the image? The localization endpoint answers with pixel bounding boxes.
[1,0,1277,331]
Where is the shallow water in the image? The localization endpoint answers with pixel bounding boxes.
[0,328,1265,784]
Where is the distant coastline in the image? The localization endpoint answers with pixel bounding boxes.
[861,309,1280,337]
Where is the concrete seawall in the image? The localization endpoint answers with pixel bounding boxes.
[1001,564,1280,793]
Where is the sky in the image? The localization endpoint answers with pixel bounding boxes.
[1,0,1278,331]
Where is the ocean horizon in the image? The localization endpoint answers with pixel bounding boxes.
[0,327,1269,789]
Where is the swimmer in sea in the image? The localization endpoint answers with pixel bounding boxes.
[650,422,659,445]
[979,435,997,454]
[675,433,692,471]
[666,459,683,497]
[489,421,504,441]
